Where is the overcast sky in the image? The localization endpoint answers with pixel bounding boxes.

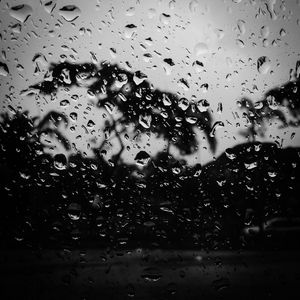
[0,0,300,165]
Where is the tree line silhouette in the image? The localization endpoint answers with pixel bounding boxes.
[1,60,300,250]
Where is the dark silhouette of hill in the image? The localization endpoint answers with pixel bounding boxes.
[1,111,299,250]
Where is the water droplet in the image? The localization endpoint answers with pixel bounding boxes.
[178,98,189,111]
[244,161,257,170]
[54,153,67,170]
[225,148,236,160]
[279,28,286,37]
[0,62,9,76]
[148,8,157,19]
[192,61,204,73]
[196,99,210,112]
[60,99,70,107]
[254,101,263,109]
[193,164,202,177]
[260,26,270,38]
[257,56,271,74]
[67,203,81,221]
[162,94,172,106]
[170,165,180,174]
[141,268,162,282]
[185,116,197,124]
[133,71,147,85]
[268,171,277,178]
[69,112,78,122]
[200,83,209,93]
[237,19,246,35]
[124,24,137,39]
[44,1,56,14]
[9,4,33,23]
[12,23,22,34]
[209,121,224,137]
[217,102,223,114]
[166,282,177,295]
[144,221,155,227]
[189,0,199,13]
[32,53,48,66]
[126,284,135,298]
[134,151,151,167]
[125,7,135,17]
[139,114,152,129]
[178,78,190,91]
[194,42,209,56]
[87,120,95,128]
[291,132,296,140]
[236,39,245,48]
[212,277,230,291]
[160,13,171,25]
[59,5,81,22]
[117,92,127,102]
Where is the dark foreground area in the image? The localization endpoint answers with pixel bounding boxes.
[1,249,300,300]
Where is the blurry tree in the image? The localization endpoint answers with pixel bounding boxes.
[28,61,217,164]
[239,60,300,141]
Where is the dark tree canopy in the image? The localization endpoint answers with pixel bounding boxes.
[27,61,217,159]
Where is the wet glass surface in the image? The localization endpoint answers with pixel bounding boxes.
[0,0,300,299]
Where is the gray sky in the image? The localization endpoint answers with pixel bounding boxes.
[0,0,300,165]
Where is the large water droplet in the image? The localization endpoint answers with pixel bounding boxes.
[210,121,224,137]
[159,13,171,25]
[237,19,246,35]
[9,4,33,23]
[189,0,199,13]
[194,42,209,56]
[192,61,205,73]
[260,26,270,38]
[69,112,78,122]
[44,1,56,14]
[196,99,210,112]
[54,153,67,170]
[244,161,257,170]
[257,56,271,74]
[141,268,162,282]
[178,98,189,111]
[148,8,157,19]
[59,5,81,22]
[67,203,82,221]
[236,39,245,48]
[124,24,137,39]
[0,62,9,76]
[139,114,152,129]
